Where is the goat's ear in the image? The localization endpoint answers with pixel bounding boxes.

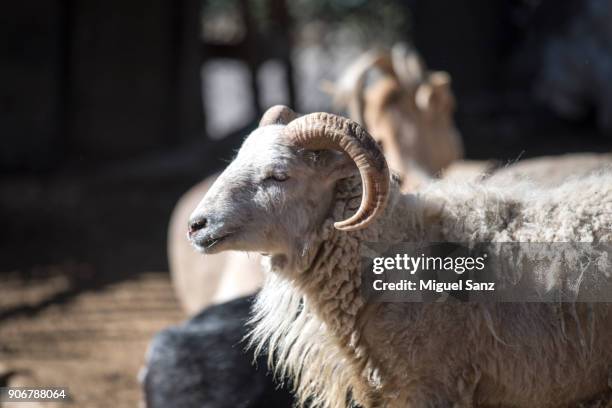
[415,83,434,112]
[416,71,454,113]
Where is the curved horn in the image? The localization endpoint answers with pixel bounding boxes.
[259,105,299,127]
[283,113,390,231]
[328,50,394,126]
[347,51,395,127]
[391,42,426,89]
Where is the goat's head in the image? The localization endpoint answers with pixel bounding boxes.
[188,106,390,255]
[328,44,463,181]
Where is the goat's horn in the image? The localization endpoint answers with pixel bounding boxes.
[348,51,393,126]
[391,43,425,88]
[259,105,299,127]
[283,113,390,231]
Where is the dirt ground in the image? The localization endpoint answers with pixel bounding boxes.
[0,156,206,407]
[0,268,183,407]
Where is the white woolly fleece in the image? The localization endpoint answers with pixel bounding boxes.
[250,172,612,408]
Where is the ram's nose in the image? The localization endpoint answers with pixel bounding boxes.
[188,215,207,236]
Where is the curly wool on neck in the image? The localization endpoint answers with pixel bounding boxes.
[248,176,387,408]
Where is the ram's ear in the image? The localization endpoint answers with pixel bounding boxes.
[302,150,358,181]
[259,105,299,127]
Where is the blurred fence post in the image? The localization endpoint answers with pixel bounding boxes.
[171,0,206,147]
[67,0,205,158]
[0,2,65,170]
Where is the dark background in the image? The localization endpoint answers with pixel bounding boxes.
[2,0,612,309]
[1,2,612,403]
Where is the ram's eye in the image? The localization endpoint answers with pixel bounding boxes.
[264,173,289,182]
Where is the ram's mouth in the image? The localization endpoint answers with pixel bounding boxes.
[202,234,230,249]
[193,230,239,253]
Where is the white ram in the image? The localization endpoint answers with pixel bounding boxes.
[189,106,612,408]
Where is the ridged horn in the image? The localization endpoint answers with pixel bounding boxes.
[259,105,299,127]
[283,112,390,231]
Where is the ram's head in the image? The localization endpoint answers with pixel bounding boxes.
[188,106,390,255]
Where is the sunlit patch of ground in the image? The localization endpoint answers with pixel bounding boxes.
[0,269,183,408]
